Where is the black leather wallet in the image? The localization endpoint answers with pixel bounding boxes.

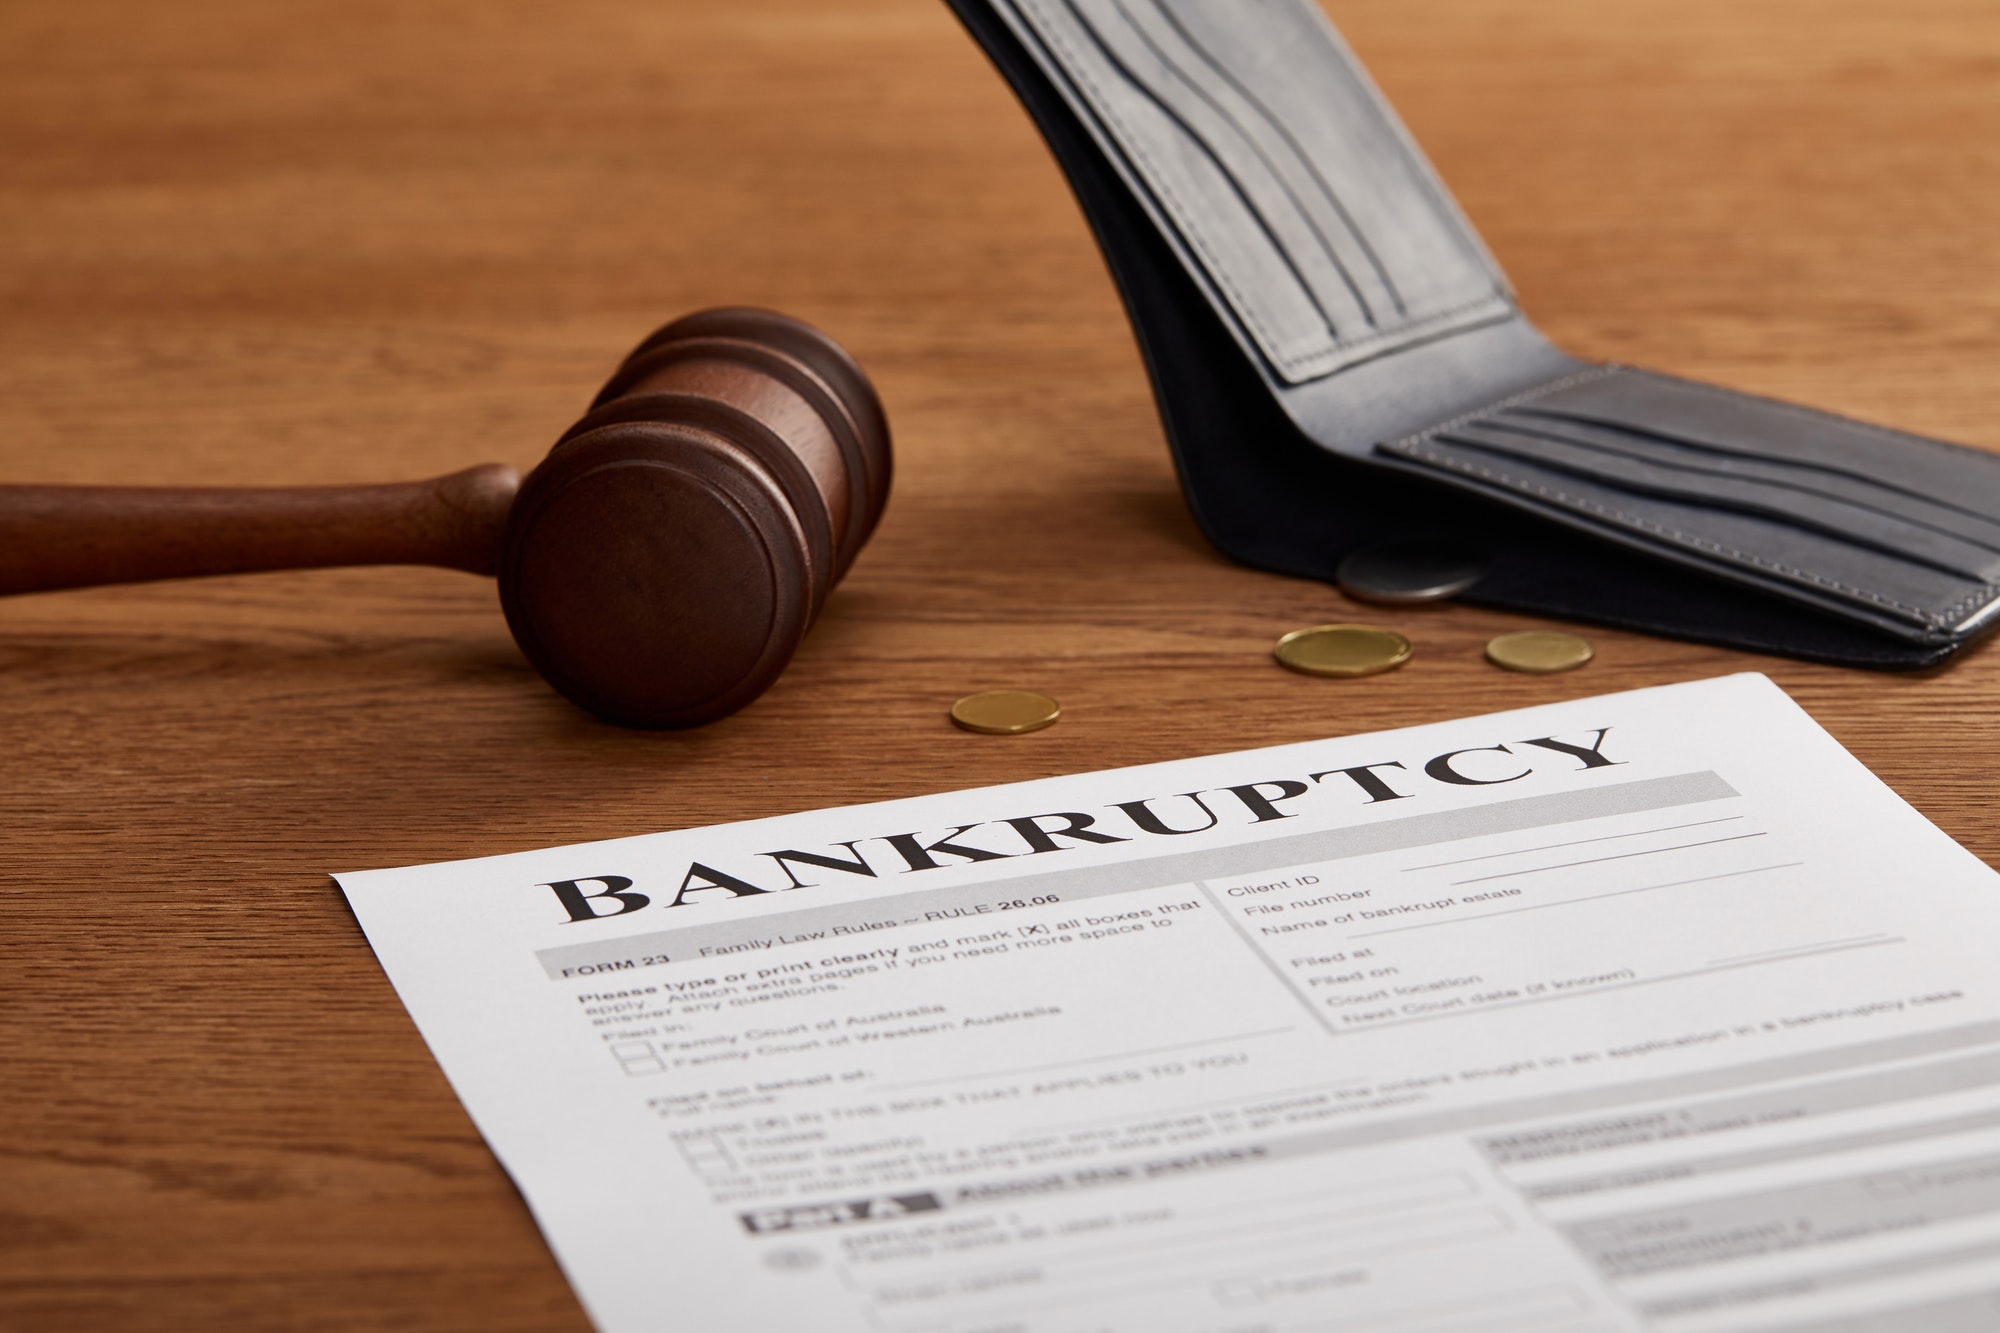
[944,0,2000,668]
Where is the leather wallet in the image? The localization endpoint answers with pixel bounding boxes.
[944,0,2000,668]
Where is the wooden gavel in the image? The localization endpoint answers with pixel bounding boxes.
[0,308,891,728]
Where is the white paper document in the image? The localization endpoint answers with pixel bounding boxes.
[337,674,2000,1332]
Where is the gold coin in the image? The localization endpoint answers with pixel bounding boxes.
[950,690,1061,735]
[1272,624,1412,678]
[1485,630,1594,674]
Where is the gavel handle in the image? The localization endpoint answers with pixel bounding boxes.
[0,463,522,595]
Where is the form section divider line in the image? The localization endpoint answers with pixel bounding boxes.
[1193,879,1339,1036]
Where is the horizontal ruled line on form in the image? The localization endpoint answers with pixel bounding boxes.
[873,1027,1295,1092]
[1338,934,1902,1031]
[1449,831,1770,885]
[1403,815,1746,871]
[1354,862,1803,937]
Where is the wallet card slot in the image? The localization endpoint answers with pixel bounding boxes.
[1124,0,1402,325]
[1064,0,1380,337]
[1010,0,1348,376]
[1004,0,1514,382]
[1491,410,2000,554]
[1444,420,2000,583]
[1521,369,2000,516]
[1387,435,1992,630]
[1153,0,1501,324]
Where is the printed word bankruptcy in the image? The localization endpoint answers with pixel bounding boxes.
[545,728,1622,924]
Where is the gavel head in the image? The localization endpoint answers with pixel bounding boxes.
[497,308,892,728]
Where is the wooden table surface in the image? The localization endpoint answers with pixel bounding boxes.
[4,0,1998,1327]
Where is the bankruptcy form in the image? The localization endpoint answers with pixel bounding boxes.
[336,675,2000,1332]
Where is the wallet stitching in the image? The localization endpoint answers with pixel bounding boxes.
[1022,2,1305,367]
[1613,364,2000,478]
[1395,443,1996,627]
[1385,365,1622,445]
[1119,0,1394,326]
[1452,419,2000,578]
[1023,0,1510,381]
[1385,365,2000,627]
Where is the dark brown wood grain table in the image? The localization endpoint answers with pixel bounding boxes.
[4,1,1999,1327]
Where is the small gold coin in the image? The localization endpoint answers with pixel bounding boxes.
[1272,624,1412,678]
[1485,630,1595,674]
[950,689,1061,735]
